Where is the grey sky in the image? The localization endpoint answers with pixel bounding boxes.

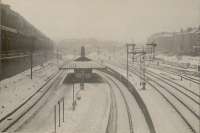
[3,0,200,43]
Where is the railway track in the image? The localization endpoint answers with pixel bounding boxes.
[112,62,199,109]
[146,70,200,103]
[149,65,200,85]
[146,69,200,98]
[129,67,199,133]
[0,70,65,132]
[103,60,200,133]
[103,73,134,133]
[99,68,156,133]
[183,75,200,84]
[104,76,118,133]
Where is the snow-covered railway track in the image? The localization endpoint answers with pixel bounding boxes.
[183,75,200,84]
[117,63,199,104]
[146,70,200,105]
[98,69,156,133]
[149,66,200,85]
[0,70,65,132]
[131,67,199,119]
[104,76,118,133]
[143,70,200,120]
[130,68,199,133]
[146,69,200,98]
[103,73,134,133]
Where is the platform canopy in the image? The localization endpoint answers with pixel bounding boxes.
[61,46,106,70]
[61,60,105,69]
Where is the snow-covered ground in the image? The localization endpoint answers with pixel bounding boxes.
[1,50,198,133]
[0,57,71,122]
[157,54,200,66]
[147,67,200,95]
[156,54,200,73]
[103,61,195,133]
[18,83,110,133]
[0,54,74,120]
[99,72,150,133]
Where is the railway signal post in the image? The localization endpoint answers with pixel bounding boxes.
[146,42,157,61]
[126,44,136,83]
[138,48,146,90]
[127,43,156,90]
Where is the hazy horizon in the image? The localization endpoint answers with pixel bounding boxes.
[3,0,200,44]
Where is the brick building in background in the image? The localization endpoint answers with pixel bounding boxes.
[148,26,200,56]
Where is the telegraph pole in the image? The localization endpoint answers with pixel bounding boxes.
[30,37,35,80]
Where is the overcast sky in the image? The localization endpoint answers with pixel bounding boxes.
[3,0,200,43]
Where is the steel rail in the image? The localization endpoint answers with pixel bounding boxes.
[101,67,156,133]
[0,70,63,132]
[103,73,134,133]
[130,68,198,133]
